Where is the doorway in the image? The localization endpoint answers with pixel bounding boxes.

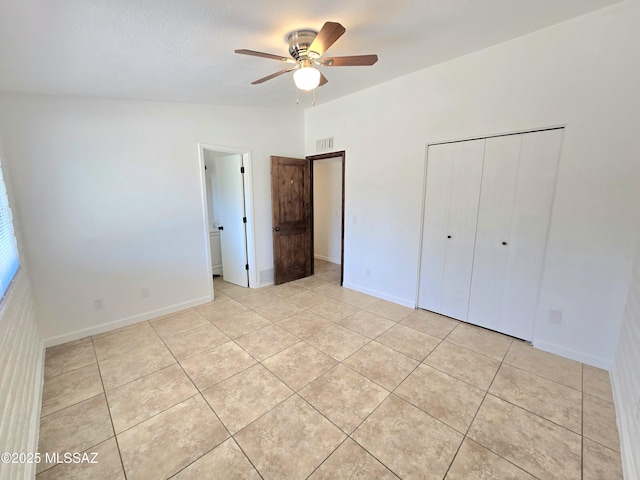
[199,144,257,293]
[269,151,346,286]
[309,151,345,285]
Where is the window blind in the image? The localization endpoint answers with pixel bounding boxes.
[0,158,19,301]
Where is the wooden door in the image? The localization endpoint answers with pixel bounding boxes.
[418,139,484,319]
[271,156,312,285]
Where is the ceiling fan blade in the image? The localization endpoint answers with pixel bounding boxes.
[309,21,346,56]
[320,54,379,67]
[235,49,295,64]
[319,72,328,87]
[251,66,297,85]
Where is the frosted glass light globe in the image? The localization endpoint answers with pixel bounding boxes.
[293,66,321,91]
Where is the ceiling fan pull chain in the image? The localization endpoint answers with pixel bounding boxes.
[312,88,316,106]
[296,87,299,104]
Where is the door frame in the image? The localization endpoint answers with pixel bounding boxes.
[307,150,346,286]
[198,143,257,294]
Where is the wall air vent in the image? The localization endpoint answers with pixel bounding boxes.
[316,137,334,152]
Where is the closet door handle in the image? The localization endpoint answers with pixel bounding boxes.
[502,241,508,245]
[447,235,452,239]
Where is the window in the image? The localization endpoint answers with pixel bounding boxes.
[0,158,19,301]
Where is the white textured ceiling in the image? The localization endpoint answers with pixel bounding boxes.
[0,0,621,108]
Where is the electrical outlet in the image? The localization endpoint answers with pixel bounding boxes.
[141,287,149,298]
[93,298,104,310]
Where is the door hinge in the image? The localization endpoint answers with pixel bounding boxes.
[240,166,245,174]
[245,264,249,270]
[243,217,247,223]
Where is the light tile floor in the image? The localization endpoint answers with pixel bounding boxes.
[37,260,624,479]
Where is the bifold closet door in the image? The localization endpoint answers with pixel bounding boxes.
[467,129,563,340]
[418,139,484,319]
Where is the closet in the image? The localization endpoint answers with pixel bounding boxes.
[418,128,563,340]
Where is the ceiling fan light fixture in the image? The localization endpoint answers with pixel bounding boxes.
[236,21,378,98]
[293,66,321,91]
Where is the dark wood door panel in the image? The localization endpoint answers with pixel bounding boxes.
[274,232,309,284]
[278,164,306,223]
[271,156,312,285]
[277,232,308,267]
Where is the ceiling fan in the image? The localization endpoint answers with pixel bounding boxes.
[235,21,378,91]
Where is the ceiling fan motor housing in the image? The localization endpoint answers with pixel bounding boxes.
[287,30,319,62]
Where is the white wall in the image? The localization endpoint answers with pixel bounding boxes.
[0,141,44,480]
[304,0,640,369]
[313,158,342,264]
[613,237,640,479]
[0,94,304,342]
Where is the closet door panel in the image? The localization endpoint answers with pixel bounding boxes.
[467,135,522,331]
[440,140,485,319]
[499,129,563,339]
[418,143,453,313]
[419,139,484,319]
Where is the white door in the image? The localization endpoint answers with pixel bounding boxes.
[466,135,521,331]
[213,154,248,287]
[468,129,563,339]
[418,139,484,319]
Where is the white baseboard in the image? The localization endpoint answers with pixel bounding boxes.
[342,282,415,308]
[532,339,612,370]
[25,341,45,479]
[314,254,340,264]
[42,296,212,348]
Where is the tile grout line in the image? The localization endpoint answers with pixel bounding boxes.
[299,319,445,479]
[40,270,398,478]
[402,324,475,479]
[442,338,543,479]
[151,327,264,479]
[497,360,584,394]
[232,274,604,476]
[172,391,265,479]
[220,271,349,478]
[39,266,621,479]
[230,283,401,478]
[281,304,450,476]
[102,324,211,461]
[458,337,580,479]
[89,335,129,480]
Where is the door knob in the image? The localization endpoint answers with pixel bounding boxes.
[447,235,452,239]
[218,226,224,231]
[274,226,280,232]
[502,241,508,245]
